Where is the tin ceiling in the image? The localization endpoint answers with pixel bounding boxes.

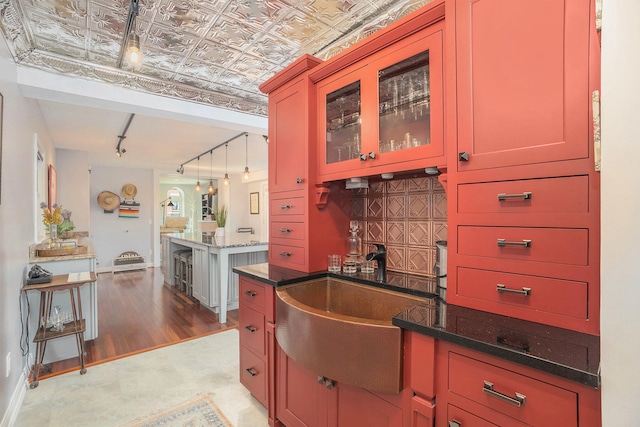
[0,0,433,117]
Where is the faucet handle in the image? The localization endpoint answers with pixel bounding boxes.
[372,243,386,253]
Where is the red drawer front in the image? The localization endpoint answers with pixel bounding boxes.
[410,333,436,399]
[448,352,577,426]
[270,197,305,216]
[240,346,267,407]
[239,278,266,312]
[457,267,588,319]
[458,226,588,266]
[270,243,306,266]
[270,221,305,241]
[239,304,265,356]
[447,404,502,427]
[458,175,589,214]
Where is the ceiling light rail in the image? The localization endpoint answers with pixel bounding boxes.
[117,0,141,68]
[177,131,248,174]
[116,113,135,157]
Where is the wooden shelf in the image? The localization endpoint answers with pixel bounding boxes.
[34,319,86,343]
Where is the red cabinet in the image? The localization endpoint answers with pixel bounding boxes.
[315,22,446,183]
[455,0,592,171]
[434,341,601,427]
[276,346,406,427]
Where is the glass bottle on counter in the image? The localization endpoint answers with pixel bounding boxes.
[344,220,362,274]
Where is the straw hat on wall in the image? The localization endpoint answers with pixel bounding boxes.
[97,191,120,211]
[122,183,137,200]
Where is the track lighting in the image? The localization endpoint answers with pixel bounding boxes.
[244,133,250,181]
[176,165,184,174]
[115,114,134,157]
[208,150,216,195]
[126,33,142,65]
[195,156,201,192]
[117,0,141,68]
[224,143,230,185]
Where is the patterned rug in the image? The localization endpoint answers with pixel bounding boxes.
[130,395,232,427]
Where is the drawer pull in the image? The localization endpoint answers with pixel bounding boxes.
[497,191,532,201]
[280,204,292,209]
[496,284,531,296]
[483,381,526,407]
[279,251,292,257]
[244,325,257,333]
[279,228,292,233]
[497,239,531,248]
[246,368,258,377]
[448,422,461,427]
[244,290,257,297]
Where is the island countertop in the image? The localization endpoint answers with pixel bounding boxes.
[169,232,267,249]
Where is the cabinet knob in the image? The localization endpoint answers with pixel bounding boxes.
[359,153,368,161]
[317,375,325,384]
[459,151,470,161]
[325,379,335,389]
[296,177,303,184]
[368,152,376,159]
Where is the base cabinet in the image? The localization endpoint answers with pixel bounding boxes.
[411,396,436,427]
[276,347,405,427]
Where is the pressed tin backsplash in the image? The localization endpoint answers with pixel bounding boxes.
[351,176,447,277]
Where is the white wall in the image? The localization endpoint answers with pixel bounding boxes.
[600,0,640,424]
[89,166,154,272]
[0,36,56,425]
[56,149,90,231]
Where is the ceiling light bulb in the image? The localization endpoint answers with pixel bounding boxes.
[126,33,142,65]
[223,173,229,185]
[116,149,121,157]
[195,181,201,192]
[208,180,214,194]
[244,166,250,181]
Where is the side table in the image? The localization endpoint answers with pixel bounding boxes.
[22,272,96,388]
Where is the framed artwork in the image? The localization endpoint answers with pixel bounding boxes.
[0,92,3,205]
[250,192,259,214]
[48,164,57,210]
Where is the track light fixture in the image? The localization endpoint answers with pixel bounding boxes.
[224,143,230,185]
[243,133,250,181]
[176,165,184,174]
[115,113,135,157]
[208,150,215,195]
[126,32,142,65]
[117,0,141,68]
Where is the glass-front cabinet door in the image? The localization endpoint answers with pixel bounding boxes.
[317,24,444,182]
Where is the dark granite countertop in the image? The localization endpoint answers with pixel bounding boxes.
[234,263,601,388]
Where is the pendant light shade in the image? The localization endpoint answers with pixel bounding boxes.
[195,156,201,192]
[208,150,215,195]
[224,143,230,185]
[243,133,250,181]
[126,32,142,65]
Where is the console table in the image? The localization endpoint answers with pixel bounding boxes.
[22,272,96,388]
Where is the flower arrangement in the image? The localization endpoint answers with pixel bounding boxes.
[40,202,75,235]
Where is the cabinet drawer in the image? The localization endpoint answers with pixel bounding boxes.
[447,404,501,427]
[270,221,305,241]
[448,352,577,426]
[410,333,436,399]
[240,346,267,406]
[239,304,265,356]
[270,196,305,216]
[458,226,588,266]
[457,267,587,320]
[458,176,589,214]
[270,243,306,267]
[239,278,267,313]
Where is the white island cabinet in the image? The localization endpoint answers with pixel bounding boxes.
[166,233,268,323]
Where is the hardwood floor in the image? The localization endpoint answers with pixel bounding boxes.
[40,267,238,378]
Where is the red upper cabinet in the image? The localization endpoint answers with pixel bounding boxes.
[314,15,446,183]
[455,0,592,171]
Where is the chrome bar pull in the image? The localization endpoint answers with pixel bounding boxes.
[279,228,292,233]
[497,239,531,248]
[497,284,531,296]
[497,191,532,201]
[280,204,292,209]
[483,381,526,407]
[246,368,258,377]
[245,325,257,333]
[244,290,257,297]
[279,251,292,257]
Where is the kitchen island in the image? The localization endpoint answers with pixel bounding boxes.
[162,232,268,323]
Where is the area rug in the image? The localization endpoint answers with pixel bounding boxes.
[130,395,232,427]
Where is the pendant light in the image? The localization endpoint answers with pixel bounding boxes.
[243,133,250,181]
[224,143,230,185]
[208,150,215,194]
[195,156,201,192]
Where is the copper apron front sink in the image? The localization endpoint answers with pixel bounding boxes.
[275,277,424,394]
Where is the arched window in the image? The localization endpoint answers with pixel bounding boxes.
[165,187,184,218]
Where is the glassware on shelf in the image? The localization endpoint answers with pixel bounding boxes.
[326,81,361,164]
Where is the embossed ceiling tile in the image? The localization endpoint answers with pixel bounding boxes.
[146,22,198,53]
[245,33,299,66]
[34,37,87,60]
[205,15,258,52]
[386,179,406,194]
[272,7,330,42]
[432,220,448,244]
[367,196,384,218]
[25,0,88,21]
[407,247,430,275]
[299,27,344,57]
[386,195,406,218]
[87,2,125,37]
[296,0,358,24]
[153,0,220,37]
[386,245,406,271]
[408,193,428,218]
[191,38,242,65]
[408,221,429,246]
[26,11,88,48]
[407,176,429,192]
[366,220,384,243]
[87,32,121,57]
[223,0,289,28]
[227,54,272,81]
[386,221,405,244]
[432,192,447,219]
[176,58,222,82]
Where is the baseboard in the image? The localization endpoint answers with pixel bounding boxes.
[0,365,29,427]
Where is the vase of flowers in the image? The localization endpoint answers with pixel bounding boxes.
[40,202,64,248]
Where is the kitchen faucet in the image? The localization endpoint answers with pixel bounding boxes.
[366,244,387,283]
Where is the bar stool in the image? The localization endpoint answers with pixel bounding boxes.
[179,251,192,293]
[173,249,191,288]
[185,253,193,297]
